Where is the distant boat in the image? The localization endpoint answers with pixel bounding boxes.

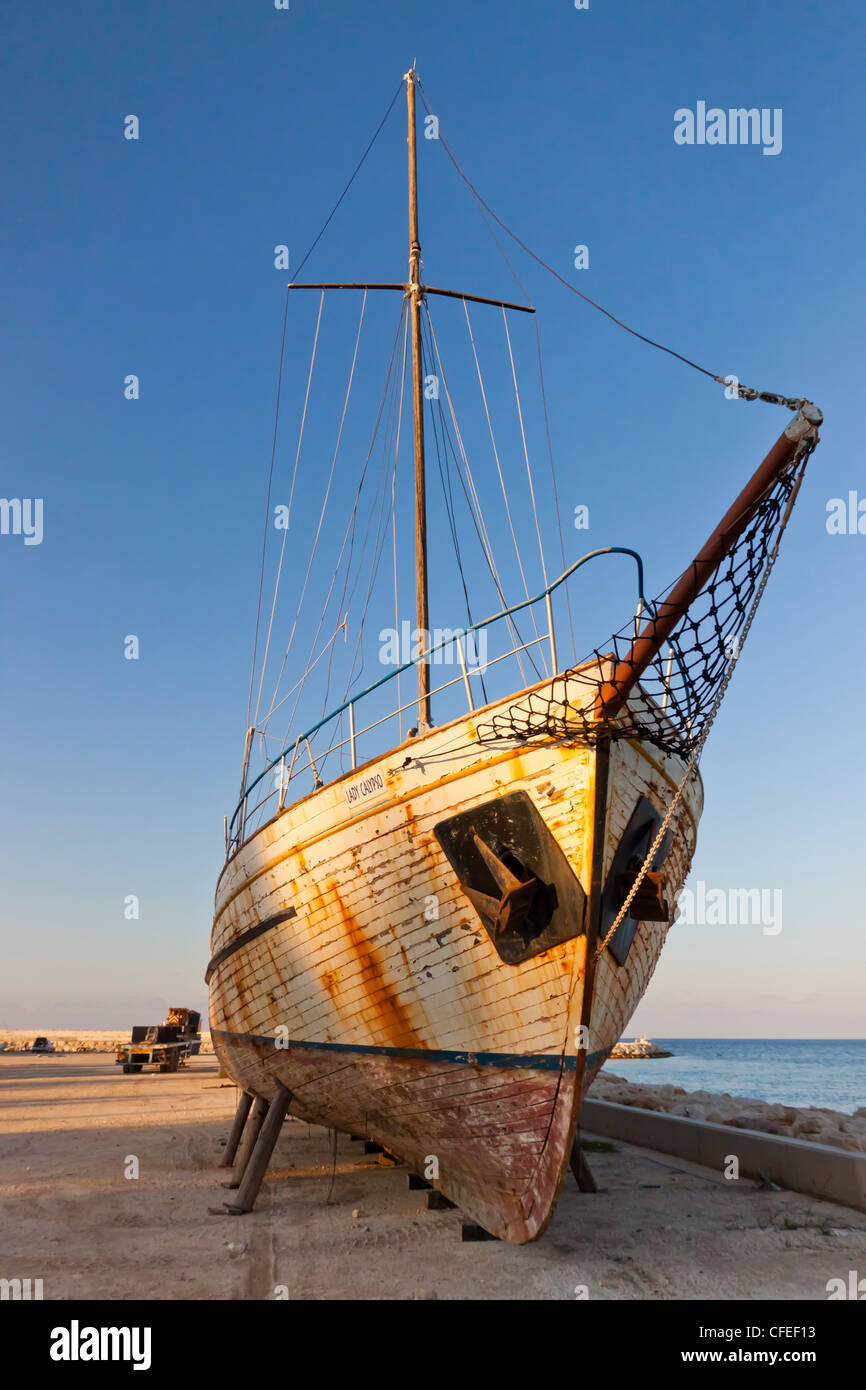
[208,70,821,1241]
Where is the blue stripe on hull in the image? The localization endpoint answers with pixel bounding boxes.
[213,1028,611,1075]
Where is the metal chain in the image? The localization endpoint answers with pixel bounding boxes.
[592,439,815,965]
[712,378,808,412]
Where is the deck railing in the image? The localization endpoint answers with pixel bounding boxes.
[226,546,652,858]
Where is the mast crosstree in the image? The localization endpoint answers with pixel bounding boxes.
[283,70,535,732]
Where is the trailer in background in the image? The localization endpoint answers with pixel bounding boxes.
[115,1007,202,1074]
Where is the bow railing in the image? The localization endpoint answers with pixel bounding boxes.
[226,546,652,858]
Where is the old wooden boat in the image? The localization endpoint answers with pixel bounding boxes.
[208,70,821,1241]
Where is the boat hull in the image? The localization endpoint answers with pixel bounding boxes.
[210,677,702,1241]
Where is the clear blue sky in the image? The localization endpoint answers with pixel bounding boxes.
[1,0,863,1035]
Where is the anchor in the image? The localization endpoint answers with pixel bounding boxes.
[463,832,542,942]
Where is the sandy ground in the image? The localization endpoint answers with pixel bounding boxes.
[4,1029,860,1148]
[2,1053,864,1301]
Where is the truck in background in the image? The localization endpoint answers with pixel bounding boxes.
[115,1007,202,1074]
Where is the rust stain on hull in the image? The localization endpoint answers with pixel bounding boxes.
[210,680,704,1243]
[301,876,422,1050]
[332,879,421,1049]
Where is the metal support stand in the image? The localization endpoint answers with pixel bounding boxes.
[223,1085,293,1215]
[425,1190,456,1211]
[219,1091,253,1168]
[570,1133,598,1192]
[461,1224,499,1242]
[221,1095,268,1189]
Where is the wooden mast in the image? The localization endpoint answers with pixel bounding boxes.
[406,67,431,730]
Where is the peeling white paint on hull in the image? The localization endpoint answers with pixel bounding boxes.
[209,676,703,1242]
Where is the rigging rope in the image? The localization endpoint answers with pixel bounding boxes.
[270,301,409,750]
[246,283,291,733]
[592,452,810,964]
[534,315,576,655]
[290,81,405,288]
[502,307,551,672]
[256,618,349,730]
[245,80,404,745]
[253,290,324,732]
[423,302,541,685]
[242,73,820,822]
[260,290,368,735]
[316,303,409,706]
[415,76,809,407]
[479,424,818,767]
[335,304,410,715]
[423,329,489,706]
[462,300,546,668]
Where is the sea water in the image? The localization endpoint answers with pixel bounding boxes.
[604,1038,866,1114]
